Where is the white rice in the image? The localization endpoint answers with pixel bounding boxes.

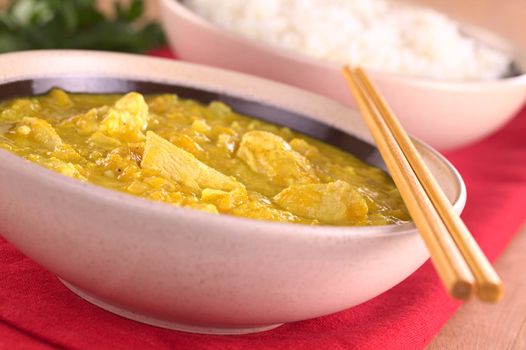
[184,0,512,81]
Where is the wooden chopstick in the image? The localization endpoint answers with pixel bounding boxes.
[342,66,503,302]
[351,68,504,302]
[342,67,473,300]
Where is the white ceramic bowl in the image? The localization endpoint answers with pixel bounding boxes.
[159,0,526,151]
[0,50,466,334]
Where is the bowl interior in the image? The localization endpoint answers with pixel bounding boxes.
[0,77,386,170]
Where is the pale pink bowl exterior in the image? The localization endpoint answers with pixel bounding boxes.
[159,0,526,151]
[0,51,466,334]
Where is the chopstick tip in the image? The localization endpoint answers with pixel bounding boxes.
[450,280,474,301]
[477,282,504,303]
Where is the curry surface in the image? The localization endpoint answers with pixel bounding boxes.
[0,89,409,226]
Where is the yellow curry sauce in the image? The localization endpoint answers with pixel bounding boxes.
[0,89,409,226]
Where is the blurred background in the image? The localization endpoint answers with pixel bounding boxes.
[0,0,524,53]
[115,0,526,47]
[414,0,525,48]
[142,0,526,47]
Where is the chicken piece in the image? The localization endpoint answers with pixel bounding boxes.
[208,101,232,118]
[16,117,63,151]
[169,133,205,157]
[141,131,241,193]
[147,94,179,114]
[273,180,368,224]
[48,88,74,108]
[60,107,108,136]
[0,99,40,123]
[87,131,121,149]
[26,155,86,181]
[236,130,318,187]
[191,118,212,136]
[185,202,219,215]
[97,92,149,142]
[201,187,248,212]
[289,138,320,159]
[231,192,313,224]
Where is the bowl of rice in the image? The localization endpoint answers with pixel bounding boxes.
[158,0,526,150]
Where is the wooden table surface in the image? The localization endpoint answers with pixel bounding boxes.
[428,225,526,349]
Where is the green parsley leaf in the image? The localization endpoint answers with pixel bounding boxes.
[0,0,166,53]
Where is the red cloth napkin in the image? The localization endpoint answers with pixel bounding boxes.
[1,50,526,350]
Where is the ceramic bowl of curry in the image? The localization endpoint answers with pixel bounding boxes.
[0,50,465,334]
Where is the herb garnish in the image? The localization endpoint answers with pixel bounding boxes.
[0,0,166,53]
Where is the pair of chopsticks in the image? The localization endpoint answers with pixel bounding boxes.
[342,66,503,302]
